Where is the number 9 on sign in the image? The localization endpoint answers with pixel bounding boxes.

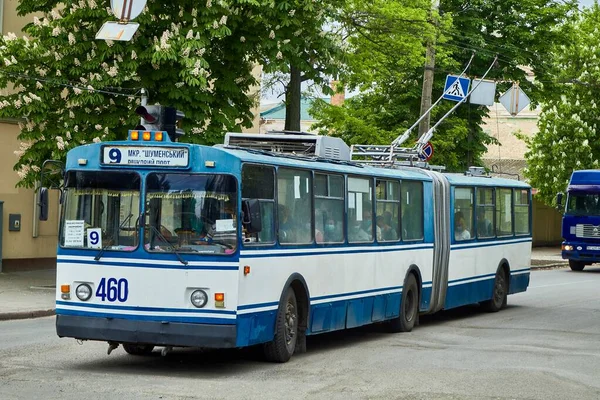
[87,228,102,249]
[108,148,122,163]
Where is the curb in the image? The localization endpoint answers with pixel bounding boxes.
[0,309,55,322]
[530,263,568,270]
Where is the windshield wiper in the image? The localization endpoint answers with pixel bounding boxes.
[94,213,134,261]
[147,224,188,265]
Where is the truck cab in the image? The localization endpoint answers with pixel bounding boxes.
[560,170,600,271]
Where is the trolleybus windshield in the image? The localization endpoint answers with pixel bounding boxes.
[60,171,141,251]
[144,173,237,255]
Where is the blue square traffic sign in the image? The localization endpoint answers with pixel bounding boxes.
[443,75,471,102]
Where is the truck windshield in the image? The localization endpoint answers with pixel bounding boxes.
[566,193,600,216]
[60,171,141,250]
[145,173,237,255]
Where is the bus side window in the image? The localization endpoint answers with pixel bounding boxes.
[241,164,275,244]
[476,187,495,239]
[514,189,530,235]
[401,181,423,240]
[277,168,312,245]
[496,188,513,237]
[376,179,400,242]
[348,177,374,243]
[454,187,473,241]
[314,173,344,244]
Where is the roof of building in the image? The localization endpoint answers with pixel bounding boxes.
[260,97,330,121]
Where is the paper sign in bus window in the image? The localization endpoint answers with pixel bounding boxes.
[64,220,85,247]
[215,219,235,232]
[294,176,301,199]
[87,228,102,249]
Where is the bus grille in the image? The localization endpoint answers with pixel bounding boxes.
[576,224,600,238]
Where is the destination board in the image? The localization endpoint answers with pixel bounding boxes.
[102,146,189,167]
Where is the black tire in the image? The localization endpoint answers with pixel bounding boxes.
[481,268,508,312]
[389,273,419,333]
[264,288,298,363]
[569,260,585,272]
[122,344,155,356]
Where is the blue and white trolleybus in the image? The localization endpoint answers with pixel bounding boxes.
[43,129,532,362]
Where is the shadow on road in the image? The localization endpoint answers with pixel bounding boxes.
[68,301,519,375]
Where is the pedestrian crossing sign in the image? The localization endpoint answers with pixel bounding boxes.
[443,75,471,102]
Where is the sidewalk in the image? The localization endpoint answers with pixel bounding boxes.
[0,247,567,322]
[0,269,56,321]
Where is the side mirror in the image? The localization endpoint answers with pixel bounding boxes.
[242,199,262,233]
[39,187,49,221]
[556,192,564,209]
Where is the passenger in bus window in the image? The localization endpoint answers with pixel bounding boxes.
[278,205,295,243]
[454,212,471,241]
[323,216,342,242]
[377,215,398,241]
[348,219,369,242]
[477,209,493,237]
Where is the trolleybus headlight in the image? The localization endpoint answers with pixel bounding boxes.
[190,290,208,308]
[75,284,93,301]
[562,244,574,251]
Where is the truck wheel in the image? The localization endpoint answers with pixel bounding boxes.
[123,344,154,356]
[264,287,298,363]
[389,273,418,333]
[481,268,508,312]
[569,260,585,271]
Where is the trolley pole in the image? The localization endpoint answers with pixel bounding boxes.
[418,0,440,139]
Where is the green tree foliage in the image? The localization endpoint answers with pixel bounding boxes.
[0,0,334,188]
[522,5,600,206]
[257,1,344,131]
[311,0,576,171]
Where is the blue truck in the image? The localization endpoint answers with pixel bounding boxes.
[558,170,600,271]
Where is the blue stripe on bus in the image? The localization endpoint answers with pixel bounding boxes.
[448,273,497,285]
[238,301,280,311]
[451,237,532,250]
[55,301,237,315]
[55,308,235,325]
[56,259,239,271]
[240,245,434,258]
[311,285,403,302]
[238,285,405,312]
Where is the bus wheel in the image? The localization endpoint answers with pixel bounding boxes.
[389,273,418,333]
[569,260,585,271]
[122,344,155,356]
[482,268,508,312]
[264,287,298,363]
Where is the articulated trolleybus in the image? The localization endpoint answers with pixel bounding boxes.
[45,128,531,362]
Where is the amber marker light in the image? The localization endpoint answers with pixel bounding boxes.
[155,131,164,141]
[130,130,139,140]
[215,292,225,308]
[244,266,251,276]
[61,284,71,300]
[143,131,151,141]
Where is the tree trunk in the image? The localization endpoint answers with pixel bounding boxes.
[285,65,301,132]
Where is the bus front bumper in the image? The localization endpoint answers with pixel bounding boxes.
[56,314,237,348]
[562,242,600,263]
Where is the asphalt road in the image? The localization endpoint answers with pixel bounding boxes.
[1,267,600,400]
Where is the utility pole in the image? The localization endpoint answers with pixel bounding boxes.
[418,0,440,139]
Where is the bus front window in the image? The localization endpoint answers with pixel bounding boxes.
[145,173,237,255]
[60,171,141,251]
